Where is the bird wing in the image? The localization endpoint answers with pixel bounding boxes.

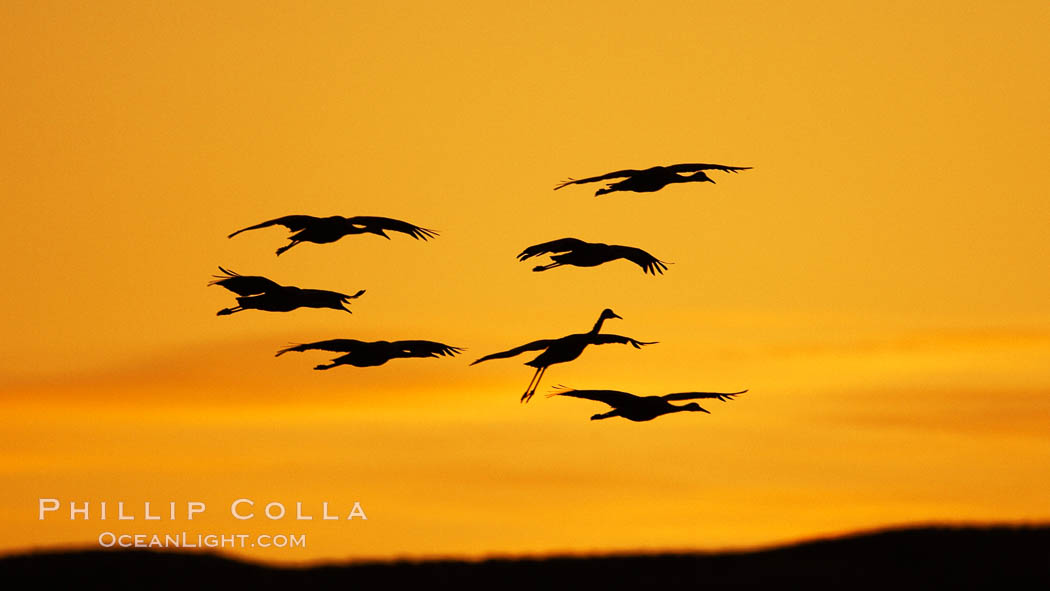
[546,387,640,408]
[662,389,748,402]
[295,287,366,302]
[587,334,658,349]
[470,339,555,365]
[517,237,589,261]
[609,245,669,275]
[208,267,283,295]
[347,216,439,240]
[664,163,752,174]
[275,339,368,357]
[553,169,645,190]
[228,215,320,238]
[393,341,465,358]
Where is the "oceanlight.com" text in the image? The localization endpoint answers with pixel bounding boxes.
[97,531,307,549]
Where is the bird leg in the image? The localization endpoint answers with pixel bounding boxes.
[216,306,243,316]
[275,240,301,256]
[521,367,542,403]
[536,366,549,395]
[521,366,548,403]
[531,263,563,272]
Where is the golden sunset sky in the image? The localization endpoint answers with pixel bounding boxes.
[2,1,1048,564]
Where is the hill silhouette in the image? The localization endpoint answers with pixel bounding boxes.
[2,525,1047,589]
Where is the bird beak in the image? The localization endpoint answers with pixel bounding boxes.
[611,312,623,320]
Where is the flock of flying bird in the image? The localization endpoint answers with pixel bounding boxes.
[210,163,751,422]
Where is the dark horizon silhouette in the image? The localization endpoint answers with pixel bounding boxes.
[548,387,746,421]
[554,162,751,196]
[470,309,656,403]
[275,338,463,369]
[209,267,365,316]
[518,237,669,275]
[2,525,1046,589]
[228,214,439,256]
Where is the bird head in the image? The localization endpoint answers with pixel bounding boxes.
[681,403,710,414]
[688,171,715,183]
[595,187,613,196]
[600,308,623,321]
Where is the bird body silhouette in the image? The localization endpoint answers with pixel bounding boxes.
[276,339,463,370]
[228,214,438,255]
[549,387,746,421]
[518,238,668,275]
[209,267,365,315]
[471,309,655,402]
[555,163,751,196]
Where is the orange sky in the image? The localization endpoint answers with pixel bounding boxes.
[2,1,1049,564]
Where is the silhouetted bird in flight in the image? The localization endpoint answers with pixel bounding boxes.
[470,309,655,403]
[554,163,751,196]
[209,267,365,316]
[228,215,439,256]
[548,387,746,422]
[276,339,463,370]
[518,238,669,275]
